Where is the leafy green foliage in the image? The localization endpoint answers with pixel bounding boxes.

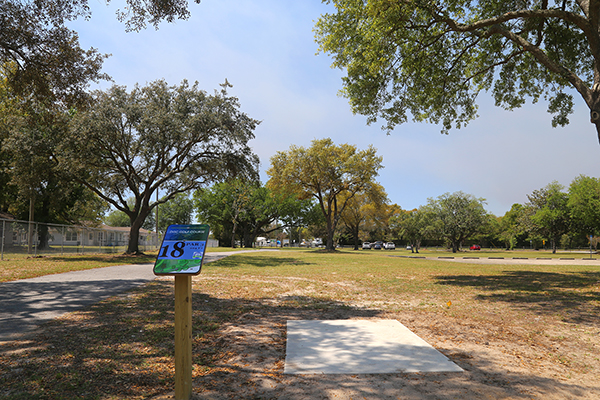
[497,203,528,250]
[0,2,107,106]
[0,73,107,246]
[339,183,389,249]
[195,180,317,247]
[424,191,489,252]
[315,0,600,137]
[105,197,157,230]
[568,175,600,235]
[390,207,436,253]
[105,209,132,227]
[267,138,383,250]
[156,193,194,232]
[525,182,570,253]
[0,0,203,105]
[64,79,259,254]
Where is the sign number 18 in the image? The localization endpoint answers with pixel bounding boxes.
[159,241,186,258]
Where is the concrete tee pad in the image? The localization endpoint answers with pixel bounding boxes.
[284,320,463,374]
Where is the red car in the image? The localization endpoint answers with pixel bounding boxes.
[470,244,481,250]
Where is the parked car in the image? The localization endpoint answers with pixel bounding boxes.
[372,242,382,250]
[470,244,481,250]
[362,242,371,249]
[384,242,396,250]
[406,245,412,251]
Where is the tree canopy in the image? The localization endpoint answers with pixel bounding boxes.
[339,183,388,249]
[390,207,434,253]
[525,181,571,253]
[568,174,600,235]
[156,193,194,232]
[0,2,107,106]
[195,180,318,248]
[267,138,383,250]
[64,79,259,254]
[315,0,600,141]
[0,0,204,105]
[424,191,489,252]
[1,71,107,248]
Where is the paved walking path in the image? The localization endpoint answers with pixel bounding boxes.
[0,250,271,342]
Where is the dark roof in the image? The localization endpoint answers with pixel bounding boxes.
[0,212,15,220]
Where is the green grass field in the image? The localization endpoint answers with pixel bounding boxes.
[0,246,254,282]
[1,248,599,399]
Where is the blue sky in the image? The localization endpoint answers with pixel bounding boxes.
[69,0,600,216]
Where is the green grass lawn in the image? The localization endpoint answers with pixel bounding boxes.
[354,246,599,258]
[1,248,599,399]
[0,246,264,282]
[202,249,600,316]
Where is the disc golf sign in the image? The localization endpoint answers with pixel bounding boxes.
[153,224,209,275]
[153,224,210,399]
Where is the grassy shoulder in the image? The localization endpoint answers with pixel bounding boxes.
[0,246,271,283]
[0,253,157,283]
[2,245,597,283]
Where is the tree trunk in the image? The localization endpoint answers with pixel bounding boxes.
[243,226,253,248]
[353,225,359,250]
[126,210,148,254]
[325,216,335,250]
[231,221,237,248]
[36,198,51,250]
[326,226,336,250]
[37,224,50,250]
[127,222,142,254]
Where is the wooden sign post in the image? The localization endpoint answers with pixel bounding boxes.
[174,275,192,400]
[154,224,209,400]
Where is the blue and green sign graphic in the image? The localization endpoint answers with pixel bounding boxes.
[153,224,210,275]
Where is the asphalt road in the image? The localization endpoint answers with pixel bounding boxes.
[0,251,259,342]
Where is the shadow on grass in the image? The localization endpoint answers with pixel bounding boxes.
[1,277,597,399]
[208,255,314,268]
[0,279,372,400]
[435,270,600,325]
[46,254,156,264]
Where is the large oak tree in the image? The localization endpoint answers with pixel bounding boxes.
[64,79,259,254]
[315,1,600,141]
[525,181,571,253]
[424,191,489,253]
[267,138,383,250]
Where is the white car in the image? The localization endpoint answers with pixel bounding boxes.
[362,242,371,249]
[384,242,396,250]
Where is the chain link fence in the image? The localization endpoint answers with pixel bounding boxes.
[0,218,159,260]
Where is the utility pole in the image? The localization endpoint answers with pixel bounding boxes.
[28,196,34,254]
[156,190,160,247]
